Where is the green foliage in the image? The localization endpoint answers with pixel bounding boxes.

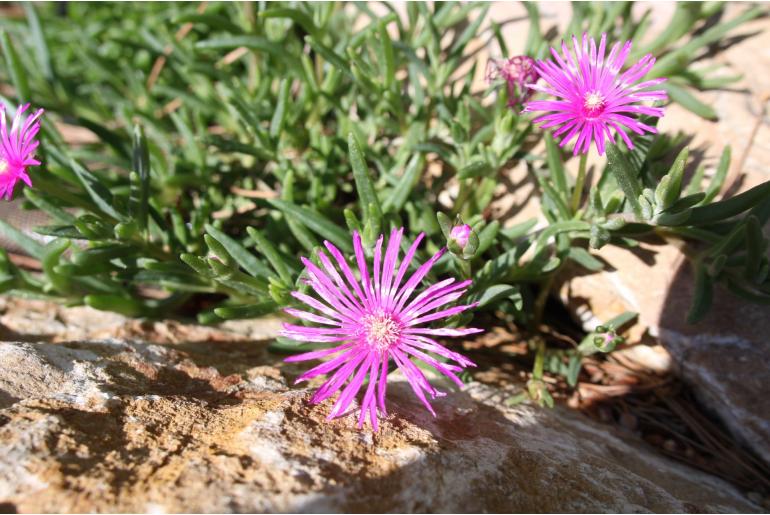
[0,2,768,405]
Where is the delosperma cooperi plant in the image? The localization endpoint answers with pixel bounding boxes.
[1,3,768,426]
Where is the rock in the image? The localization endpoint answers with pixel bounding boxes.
[656,239,770,470]
[559,239,770,468]
[0,296,284,344]
[561,251,770,477]
[0,297,761,513]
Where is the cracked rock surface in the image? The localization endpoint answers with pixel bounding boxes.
[0,297,761,513]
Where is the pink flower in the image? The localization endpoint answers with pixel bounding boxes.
[0,104,44,200]
[486,55,539,106]
[449,224,472,249]
[282,228,481,430]
[523,33,667,156]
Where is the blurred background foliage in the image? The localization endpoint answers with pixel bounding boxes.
[0,1,768,404]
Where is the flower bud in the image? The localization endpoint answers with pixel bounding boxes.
[450,224,472,249]
[592,326,624,353]
[447,223,479,261]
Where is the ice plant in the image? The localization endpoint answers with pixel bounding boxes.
[282,228,481,430]
[523,33,667,155]
[0,104,44,200]
[486,55,539,106]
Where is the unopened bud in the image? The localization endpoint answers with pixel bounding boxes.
[447,223,479,261]
[592,326,624,352]
[450,224,472,249]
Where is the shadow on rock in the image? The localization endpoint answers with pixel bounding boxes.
[657,253,770,482]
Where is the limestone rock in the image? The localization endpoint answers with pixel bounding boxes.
[0,297,761,513]
[560,241,770,468]
[0,295,283,344]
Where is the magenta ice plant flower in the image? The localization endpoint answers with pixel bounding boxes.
[523,33,667,156]
[0,103,44,200]
[486,55,539,106]
[281,228,481,430]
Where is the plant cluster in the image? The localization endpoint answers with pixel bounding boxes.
[0,2,768,415]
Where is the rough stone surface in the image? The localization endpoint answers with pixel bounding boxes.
[0,297,762,513]
[559,241,770,469]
